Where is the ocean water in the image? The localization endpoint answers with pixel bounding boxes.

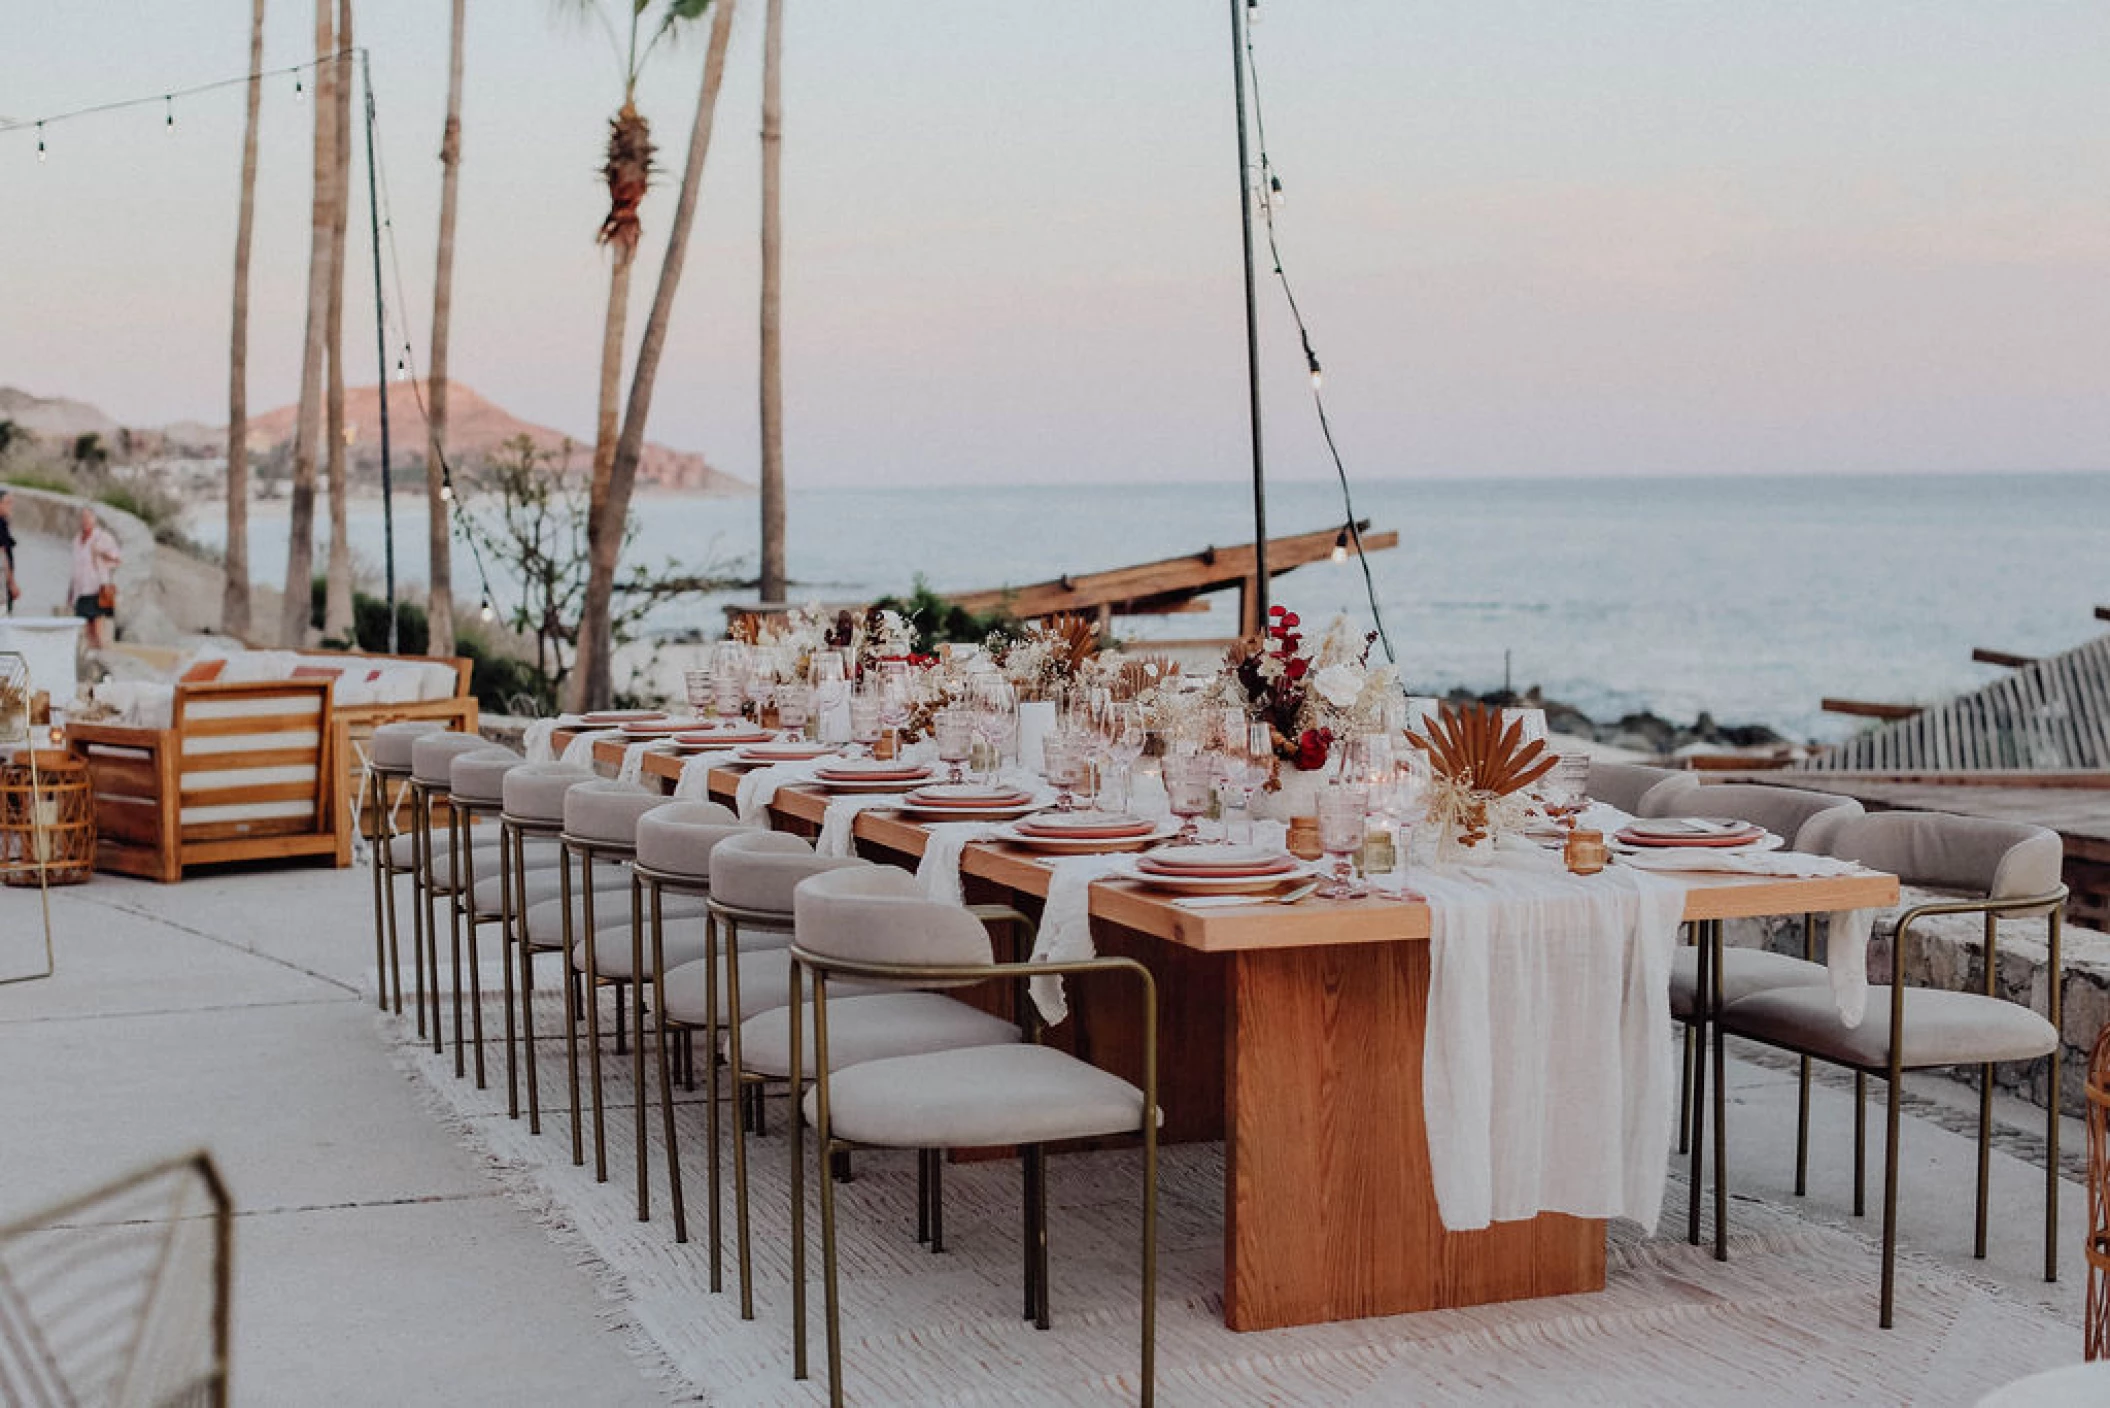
[197,471,2110,743]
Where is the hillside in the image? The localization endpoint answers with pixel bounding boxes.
[0,381,750,495]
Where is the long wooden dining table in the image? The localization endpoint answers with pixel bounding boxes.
[563,733,1901,1331]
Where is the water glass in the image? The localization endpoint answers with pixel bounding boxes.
[1316,783,1370,900]
[935,707,974,784]
[776,683,812,741]
[1541,753,1591,829]
[1043,735,1083,811]
[1104,702,1146,816]
[1165,756,1214,846]
[970,677,1018,784]
[849,692,884,757]
[684,667,712,715]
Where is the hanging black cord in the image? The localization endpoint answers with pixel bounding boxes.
[1241,17,1396,664]
[1,51,355,134]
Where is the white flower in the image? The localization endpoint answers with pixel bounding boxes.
[1313,663,1364,710]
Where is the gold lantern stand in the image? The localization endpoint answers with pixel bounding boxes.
[0,651,61,986]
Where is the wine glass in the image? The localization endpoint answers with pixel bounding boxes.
[935,706,973,785]
[876,671,913,758]
[1164,755,1213,846]
[710,640,749,720]
[776,682,812,742]
[1043,734,1083,811]
[1541,753,1591,831]
[849,688,884,758]
[810,651,848,741]
[1316,782,1370,900]
[684,666,712,718]
[970,677,1018,785]
[745,647,780,724]
[1104,701,1146,816]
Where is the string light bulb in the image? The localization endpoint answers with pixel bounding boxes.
[294,72,304,101]
[165,95,174,130]
[1331,529,1349,565]
[393,357,410,384]
[36,122,46,162]
[1268,174,1284,209]
[479,598,496,624]
[439,480,455,504]
[1307,353,1323,391]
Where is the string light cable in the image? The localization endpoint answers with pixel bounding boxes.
[1,50,355,141]
[1240,4,1396,664]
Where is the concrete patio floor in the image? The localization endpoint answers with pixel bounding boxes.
[0,858,2088,1404]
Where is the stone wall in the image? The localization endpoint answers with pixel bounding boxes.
[1738,892,2110,1118]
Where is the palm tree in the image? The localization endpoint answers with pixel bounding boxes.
[424,0,467,658]
[222,0,266,640]
[280,0,339,647]
[757,0,786,604]
[568,0,727,708]
[323,0,356,644]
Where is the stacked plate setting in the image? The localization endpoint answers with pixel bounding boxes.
[579,709,667,728]
[1610,816,1782,854]
[895,781,1044,820]
[1122,844,1311,894]
[620,716,712,739]
[729,739,837,765]
[999,812,1174,853]
[669,720,775,750]
[810,758,935,792]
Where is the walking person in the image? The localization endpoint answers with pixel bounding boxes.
[70,506,122,650]
[0,490,18,613]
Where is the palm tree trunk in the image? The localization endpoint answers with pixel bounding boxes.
[574,243,635,710]
[758,0,786,604]
[280,0,338,648]
[425,0,466,658]
[323,0,355,643]
[223,0,266,640]
[577,0,738,710]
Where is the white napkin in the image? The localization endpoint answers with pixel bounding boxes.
[815,794,901,859]
[671,752,718,801]
[1420,848,1688,1233]
[523,716,568,764]
[616,740,661,786]
[915,821,1003,906]
[560,728,621,769]
[1025,852,1131,1026]
[733,758,823,823]
[1828,908,1877,1027]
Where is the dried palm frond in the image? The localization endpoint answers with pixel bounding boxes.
[1043,614,1102,674]
[726,612,765,645]
[597,102,656,252]
[1117,653,1180,698]
[1409,701,1556,797]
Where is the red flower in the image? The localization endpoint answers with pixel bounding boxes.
[1281,612,1300,628]
[1285,657,1309,680]
[1294,728,1332,771]
[1269,604,1285,617]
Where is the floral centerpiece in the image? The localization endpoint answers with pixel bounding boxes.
[1215,607,1398,777]
[1408,700,1556,858]
[985,614,1101,700]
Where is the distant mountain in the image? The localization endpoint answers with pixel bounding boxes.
[243,380,750,495]
[0,381,750,496]
[0,386,121,442]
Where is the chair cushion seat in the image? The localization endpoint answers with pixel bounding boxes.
[1668,947,1828,1019]
[805,1042,1150,1149]
[660,949,806,1027]
[745,992,1019,1080]
[1721,984,2058,1070]
[468,853,570,914]
[521,886,706,948]
[573,915,712,980]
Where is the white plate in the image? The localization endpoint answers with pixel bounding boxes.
[1143,843,1283,870]
[812,774,932,793]
[579,709,666,726]
[729,744,837,765]
[995,820,1177,853]
[896,800,1048,821]
[1622,816,1762,841]
[1112,856,1316,894]
[1607,831,1785,857]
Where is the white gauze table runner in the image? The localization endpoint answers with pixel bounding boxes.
[1419,849,1687,1232]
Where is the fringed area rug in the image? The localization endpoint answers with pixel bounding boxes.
[385,989,2078,1405]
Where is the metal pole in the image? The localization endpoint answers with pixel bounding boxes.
[360,49,398,653]
[1229,0,1268,632]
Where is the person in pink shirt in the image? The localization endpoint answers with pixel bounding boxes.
[69,506,122,649]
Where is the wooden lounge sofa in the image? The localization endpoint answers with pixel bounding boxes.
[68,678,345,883]
[67,651,478,882]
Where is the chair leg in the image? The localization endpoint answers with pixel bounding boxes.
[1676,1022,1694,1155]
[929,1151,943,1254]
[449,823,467,1080]
[499,836,519,1119]
[2047,1043,2062,1285]
[1032,1144,1051,1330]
[1712,993,1729,1261]
[411,802,429,1041]
[369,823,390,1013]
[615,979,628,1056]
[1793,1055,1811,1196]
[1853,1073,1868,1218]
[1141,1098,1158,1407]
[520,930,544,1137]
[651,888,685,1244]
[631,881,649,1223]
[560,859,584,1167]
[1881,1070,1901,1328]
[916,1149,931,1245]
[1686,921,1711,1247]
[725,923,755,1321]
[789,963,807,1380]
[582,868,608,1184]
[819,1136,845,1407]
[1975,1062,1993,1259]
[383,856,405,1016]
[703,919,722,1294]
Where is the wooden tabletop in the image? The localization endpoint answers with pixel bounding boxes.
[572,734,1901,952]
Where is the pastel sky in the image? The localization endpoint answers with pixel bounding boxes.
[2,1,2106,487]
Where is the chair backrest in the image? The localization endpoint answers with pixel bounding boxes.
[1824,810,2065,904]
[168,678,334,839]
[410,730,496,788]
[1587,760,1697,814]
[635,800,745,877]
[370,719,446,772]
[448,748,524,808]
[1645,782,1864,851]
[561,779,661,846]
[794,864,994,972]
[709,829,862,915]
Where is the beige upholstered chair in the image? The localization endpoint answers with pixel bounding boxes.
[625,799,750,1254]
[789,865,1158,1406]
[437,747,527,1089]
[365,720,445,1024]
[498,761,598,1134]
[1657,783,1865,1195]
[1584,759,1698,814]
[1714,811,2067,1325]
[407,730,506,1066]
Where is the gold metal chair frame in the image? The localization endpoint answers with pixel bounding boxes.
[361,755,414,1018]
[0,1150,233,1406]
[500,807,570,1134]
[786,944,1159,1407]
[1710,885,2068,1326]
[405,771,460,1057]
[701,890,791,1322]
[445,789,512,1090]
[555,828,641,1184]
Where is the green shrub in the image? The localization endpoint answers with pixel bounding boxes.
[871,575,1015,647]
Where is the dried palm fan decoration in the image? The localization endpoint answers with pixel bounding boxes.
[1409,701,1557,848]
[1117,653,1181,698]
[1042,614,1103,676]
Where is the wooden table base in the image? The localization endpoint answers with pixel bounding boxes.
[1224,940,1603,1329]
